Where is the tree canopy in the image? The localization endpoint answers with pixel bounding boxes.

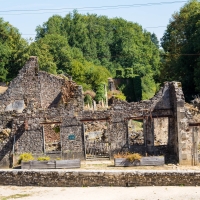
[0,11,161,102]
[0,18,29,81]
[35,11,160,100]
[161,0,200,100]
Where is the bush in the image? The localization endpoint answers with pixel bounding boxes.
[126,153,142,162]
[114,92,126,101]
[84,94,93,106]
[37,156,50,161]
[124,68,133,78]
[18,153,34,164]
[114,152,142,162]
[53,126,60,133]
[116,69,124,78]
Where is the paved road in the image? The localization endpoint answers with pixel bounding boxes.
[0,186,200,200]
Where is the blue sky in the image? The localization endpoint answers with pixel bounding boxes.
[0,0,187,42]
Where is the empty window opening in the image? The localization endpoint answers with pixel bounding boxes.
[129,119,144,145]
[154,118,168,146]
[84,121,110,159]
[43,124,61,153]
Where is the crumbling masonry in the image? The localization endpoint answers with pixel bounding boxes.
[0,57,199,168]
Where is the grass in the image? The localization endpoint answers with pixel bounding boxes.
[0,194,30,200]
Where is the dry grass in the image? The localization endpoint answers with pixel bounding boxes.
[0,194,30,200]
[114,152,142,162]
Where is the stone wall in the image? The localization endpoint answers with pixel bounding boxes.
[0,56,195,167]
[0,169,200,186]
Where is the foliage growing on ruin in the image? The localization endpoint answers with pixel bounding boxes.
[108,90,126,101]
[18,153,34,164]
[84,94,93,107]
[37,156,50,161]
[53,126,60,133]
[114,152,142,162]
[95,83,106,103]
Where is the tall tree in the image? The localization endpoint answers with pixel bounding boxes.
[0,18,29,81]
[151,33,159,48]
[161,0,200,100]
[35,11,160,100]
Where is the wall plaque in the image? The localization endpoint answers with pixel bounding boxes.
[68,134,75,140]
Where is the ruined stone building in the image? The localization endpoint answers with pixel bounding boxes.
[0,56,199,168]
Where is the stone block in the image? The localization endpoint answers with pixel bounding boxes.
[5,103,13,112]
[13,100,25,113]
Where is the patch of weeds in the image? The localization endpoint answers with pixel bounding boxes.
[37,156,50,161]
[0,194,30,200]
[18,153,34,164]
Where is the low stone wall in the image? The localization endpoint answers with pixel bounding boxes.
[0,170,200,186]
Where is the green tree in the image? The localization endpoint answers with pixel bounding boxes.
[161,0,200,100]
[151,33,159,48]
[0,18,29,81]
[34,11,160,100]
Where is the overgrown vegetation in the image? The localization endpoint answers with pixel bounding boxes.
[114,152,142,162]
[0,10,160,101]
[4,1,200,102]
[17,153,34,164]
[53,125,60,133]
[37,156,50,161]
[161,0,200,101]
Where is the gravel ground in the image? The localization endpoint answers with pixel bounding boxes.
[0,186,200,200]
[80,160,200,171]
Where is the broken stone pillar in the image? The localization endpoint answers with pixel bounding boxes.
[144,117,154,155]
[93,100,97,111]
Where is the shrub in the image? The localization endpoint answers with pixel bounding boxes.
[18,153,34,164]
[84,90,96,99]
[37,156,50,161]
[53,126,60,133]
[114,152,142,162]
[115,69,124,78]
[126,153,142,162]
[84,94,93,106]
[107,90,126,101]
[114,93,126,101]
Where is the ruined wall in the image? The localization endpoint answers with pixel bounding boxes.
[39,72,64,108]
[0,57,41,112]
[0,57,85,167]
[61,118,84,159]
[0,56,193,167]
[168,82,189,164]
